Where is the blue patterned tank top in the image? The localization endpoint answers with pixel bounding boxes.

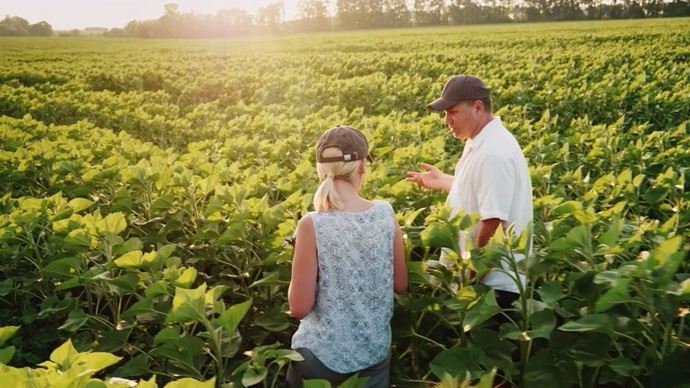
[291,200,395,374]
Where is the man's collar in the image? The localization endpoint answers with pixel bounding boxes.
[467,117,501,151]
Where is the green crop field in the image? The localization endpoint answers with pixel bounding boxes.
[1,18,689,387]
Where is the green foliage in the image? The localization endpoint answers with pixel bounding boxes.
[0,19,689,387]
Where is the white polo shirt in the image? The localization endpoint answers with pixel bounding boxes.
[446,117,533,293]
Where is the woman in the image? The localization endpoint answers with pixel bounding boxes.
[287,125,407,387]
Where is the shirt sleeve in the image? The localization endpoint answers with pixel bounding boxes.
[475,154,515,222]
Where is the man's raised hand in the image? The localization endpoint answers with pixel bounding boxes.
[405,163,454,192]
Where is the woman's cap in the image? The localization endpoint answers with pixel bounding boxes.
[316,125,372,163]
[427,75,490,111]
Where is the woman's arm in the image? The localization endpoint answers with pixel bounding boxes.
[288,215,318,319]
[393,222,408,294]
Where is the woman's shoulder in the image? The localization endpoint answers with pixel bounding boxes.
[296,213,315,230]
[371,199,394,210]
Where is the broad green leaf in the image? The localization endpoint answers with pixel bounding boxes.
[516,299,548,316]
[566,224,591,249]
[552,201,582,216]
[73,351,122,372]
[0,326,19,347]
[52,218,76,234]
[273,349,304,361]
[149,337,205,379]
[524,349,578,388]
[176,267,197,288]
[164,377,215,388]
[644,187,669,204]
[151,195,174,213]
[96,327,132,353]
[122,298,157,319]
[475,368,497,388]
[595,279,630,312]
[678,278,690,295]
[204,285,229,306]
[42,257,81,278]
[68,198,94,213]
[436,373,468,388]
[113,354,150,379]
[167,284,207,324]
[559,314,611,332]
[565,333,611,365]
[528,309,556,339]
[109,273,141,294]
[58,308,88,332]
[98,212,127,235]
[135,376,158,388]
[49,339,78,369]
[430,347,483,379]
[518,220,534,254]
[242,365,268,386]
[157,244,176,259]
[593,270,622,286]
[145,280,169,298]
[650,236,682,266]
[659,213,678,234]
[142,244,176,270]
[154,327,180,344]
[0,346,15,364]
[462,289,501,332]
[0,279,13,296]
[254,305,289,332]
[538,281,565,305]
[104,377,141,387]
[19,197,44,211]
[217,299,252,335]
[598,218,622,246]
[249,272,285,288]
[616,169,632,185]
[499,323,524,341]
[420,222,456,249]
[113,238,143,257]
[83,380,107,388]
[113,250,143,268]
[608,357,640,377]
[141,251,158,267]
[217,221,246,244]
[303,380,331,388]
[338,374,370,387]
[64,228,91,247]
[632,174,645,187]
[471,329,515,371]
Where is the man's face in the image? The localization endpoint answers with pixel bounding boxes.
[443,101,479,140]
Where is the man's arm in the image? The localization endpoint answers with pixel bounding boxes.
[406,163,454,192]
[475,218,504,248]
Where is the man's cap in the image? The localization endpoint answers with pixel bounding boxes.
[316,125,372,163]
[427,75,491,111]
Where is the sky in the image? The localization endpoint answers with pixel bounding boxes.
[0,0,300,30]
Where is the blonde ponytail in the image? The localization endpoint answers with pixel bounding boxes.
[313,147,362,212]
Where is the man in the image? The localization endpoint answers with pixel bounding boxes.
[406,75,533,308]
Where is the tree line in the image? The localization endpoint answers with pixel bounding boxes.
[2,0,689,38]
[0,16,52,36]
[107,0,690,38]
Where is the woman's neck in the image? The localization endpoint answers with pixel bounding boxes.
[333,179,370,211]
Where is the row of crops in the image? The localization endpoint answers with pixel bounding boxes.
[1,18,689,387]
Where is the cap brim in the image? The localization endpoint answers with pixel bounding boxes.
[427,97,458,111]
